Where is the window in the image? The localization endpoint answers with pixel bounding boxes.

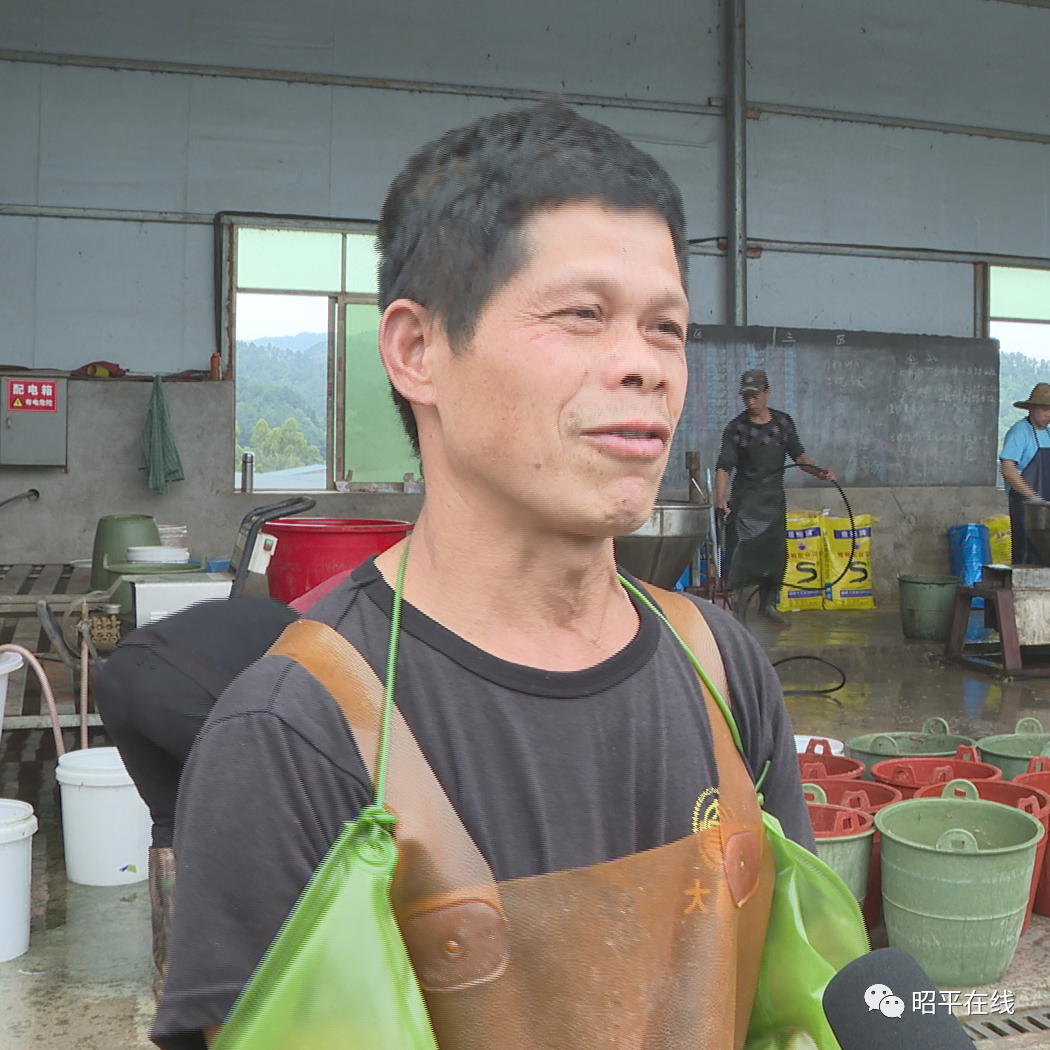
[988,266,1050,454]
[223,219,419,491]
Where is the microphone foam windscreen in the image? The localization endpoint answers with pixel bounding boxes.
[822,948,974,1050]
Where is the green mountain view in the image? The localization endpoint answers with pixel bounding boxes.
[235,338,326,471]
[999,350,1050,450]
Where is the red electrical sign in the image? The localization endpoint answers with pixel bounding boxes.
[7,380,58,412]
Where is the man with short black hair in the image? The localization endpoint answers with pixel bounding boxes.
[715,368,834,626]
[152,103,812,1050]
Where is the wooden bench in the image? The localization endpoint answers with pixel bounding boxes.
[1,564,104,733]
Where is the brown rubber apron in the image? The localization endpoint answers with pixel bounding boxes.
[270,586,774,1050]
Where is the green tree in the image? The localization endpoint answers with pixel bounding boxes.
[235,340,328,455]
[236,380,325,451]
[999,351,1050,448]
[247,418,323,473]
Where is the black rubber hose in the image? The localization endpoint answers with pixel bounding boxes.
[771,654,847,704]
[779,465,858,591]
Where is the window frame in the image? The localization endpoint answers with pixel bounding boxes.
[986,263,1050,349]
[984,263,1050,483]
[218,213,402,492]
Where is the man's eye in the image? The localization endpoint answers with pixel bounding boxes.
[656,320,685,340]
[569,307,599,319]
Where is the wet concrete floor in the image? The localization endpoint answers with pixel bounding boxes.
[758,607,1050,1047]
[2,607,1050,1047]
[0,726,154,1049]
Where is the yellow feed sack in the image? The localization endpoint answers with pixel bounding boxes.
[777,512,824,611]
[981,514,1012,566]
[822,515,875,609]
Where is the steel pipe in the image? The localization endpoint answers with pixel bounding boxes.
[0,203,212,225]
[707,96,1050,148]
[689,237,1050,270]
[0,488,39,511]
[0,49,721,119]
[6,49,1050,147]
[726,0,748,326]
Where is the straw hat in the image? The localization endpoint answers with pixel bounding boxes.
[1014,383,1050,410]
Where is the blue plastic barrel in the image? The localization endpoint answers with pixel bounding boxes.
[947,523,990,610]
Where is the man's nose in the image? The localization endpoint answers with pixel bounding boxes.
[608,327,675,393]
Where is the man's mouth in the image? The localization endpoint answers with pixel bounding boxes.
[581,423,670,458]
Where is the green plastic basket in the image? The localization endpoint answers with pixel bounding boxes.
[876,796,1044,985]
[847,717,976,779]
[978,719,1050,781]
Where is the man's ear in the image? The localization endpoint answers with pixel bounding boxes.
[378,299,437,408]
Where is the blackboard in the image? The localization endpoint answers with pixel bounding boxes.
[664,325,999,492]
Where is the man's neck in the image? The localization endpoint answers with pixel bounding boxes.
[747,407,773,424]
[374,501,641,673]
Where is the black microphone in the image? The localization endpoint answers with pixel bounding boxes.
[822,948,974,1049]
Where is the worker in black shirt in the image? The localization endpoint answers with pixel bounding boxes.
[94,595,297,995]
[715,368,835,626]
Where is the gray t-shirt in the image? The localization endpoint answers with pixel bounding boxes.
[152,560,812,1049]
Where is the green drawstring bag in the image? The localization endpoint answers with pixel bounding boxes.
[743,811,870,1050]
[212,552,438,1050]
[213,807,437,1050]
[622,580,870,1050]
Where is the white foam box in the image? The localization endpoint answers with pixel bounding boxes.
[126,573,233,626]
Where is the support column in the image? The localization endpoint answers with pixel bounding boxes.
[726,0,747,326]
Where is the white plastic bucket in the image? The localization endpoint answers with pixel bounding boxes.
[0,799,37,961]
[795,734,846,756]
[55,748,149,886]
[0,651,25,754]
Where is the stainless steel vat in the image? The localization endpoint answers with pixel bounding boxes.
[613,500,709,589]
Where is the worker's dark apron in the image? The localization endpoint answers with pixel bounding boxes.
[725,438,788,591]
[1008,422,1050,565]
[271,588,776,1050]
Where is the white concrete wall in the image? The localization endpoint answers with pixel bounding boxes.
[0,0,724,101]
[0,58,721,369]
[747,255,978,337]
[749,0,1050,134]
[742,0,1050,332]
[1,217,215,373]
[0,379,422,565]
[3,0,1048,370]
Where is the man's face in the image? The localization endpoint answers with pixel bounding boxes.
[742,388,770,417]
[421,202,689,538]
[1031,405,1050,428]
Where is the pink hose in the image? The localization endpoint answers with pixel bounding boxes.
[0,644,66,756]
[80,634,90,751]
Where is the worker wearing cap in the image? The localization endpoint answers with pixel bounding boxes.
[715,369,834,625]
[1000,382,1050,564]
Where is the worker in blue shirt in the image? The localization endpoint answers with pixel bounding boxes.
[1000,382,1050,564]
